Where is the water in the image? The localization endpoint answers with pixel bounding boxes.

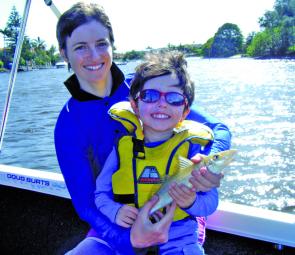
[0,58,294,214]
[187,58,295,214]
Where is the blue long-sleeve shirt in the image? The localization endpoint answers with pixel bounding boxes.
[54,63,231,254]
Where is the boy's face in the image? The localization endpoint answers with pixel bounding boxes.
[60,20,113,87]
[131,74,190,141]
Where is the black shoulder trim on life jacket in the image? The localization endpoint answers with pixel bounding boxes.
[113,194,135,204]
[132,137,145,159]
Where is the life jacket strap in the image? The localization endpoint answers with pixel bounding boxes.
[113,194,135,204]
[132,137,145,159]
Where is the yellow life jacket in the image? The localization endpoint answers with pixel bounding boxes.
[108,101,214,221]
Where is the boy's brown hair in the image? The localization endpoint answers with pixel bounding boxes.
[130,51,195,107]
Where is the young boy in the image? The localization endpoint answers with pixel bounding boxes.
[94,51,218,255]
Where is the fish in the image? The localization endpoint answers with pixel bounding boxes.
[150,149,238,214]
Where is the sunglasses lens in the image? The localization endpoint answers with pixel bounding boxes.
[139,89,186,106]
[166,92,185,106]
[140,90,160,103]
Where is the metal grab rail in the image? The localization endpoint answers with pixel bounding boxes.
[44,0,61,18]
[0,0,61,151]
[0,0,32,151]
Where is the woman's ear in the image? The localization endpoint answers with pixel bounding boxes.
[130,98,139,116]
[60,48,68,63]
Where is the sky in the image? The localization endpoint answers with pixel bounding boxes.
[0,0,276,53]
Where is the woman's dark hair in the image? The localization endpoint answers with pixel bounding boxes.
[56,2,114,51]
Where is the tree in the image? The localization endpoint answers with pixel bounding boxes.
[274,0,295,17]
[205,23,243,58]
[248,27,286,57]
[259,10,280,29]
[202,37,214,57]
[31,37,46,52]
[245,32,256,48]
[20,36,34,64]
[0,6,57,67]
[122,50,144,61]
[46,45,59,66]
[0,6,22,54]
[248,0,295,57]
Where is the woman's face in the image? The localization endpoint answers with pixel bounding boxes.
[62,20,113,86]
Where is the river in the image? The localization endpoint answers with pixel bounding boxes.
[0,57,294,214]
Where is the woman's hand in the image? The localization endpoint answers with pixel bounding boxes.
[130,196,176,248]
[189,154,223,192]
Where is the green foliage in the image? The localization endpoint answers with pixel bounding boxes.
[19,57,26,66]
[247,27,290,57]
[274,0,295,17]
[202,38,214,57]
[259,10,280,28]
[0,60,3,68]
[0,6,59,68]
[204,23,243,58]
[167,43,203,56]
[46,45,59,65]
[0,6,22,54]
[286,44,295,55]
[122,50,145,61]
[248,0,295,57]
[247,31,272,57]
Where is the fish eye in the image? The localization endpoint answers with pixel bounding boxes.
[213,155,219,160]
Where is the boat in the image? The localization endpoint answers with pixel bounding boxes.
[0,0,294,254]
[0,164,294,254]
[55,61,67,69]
[115,61,128,66]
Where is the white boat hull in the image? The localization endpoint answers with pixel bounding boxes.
[0,164,294,249]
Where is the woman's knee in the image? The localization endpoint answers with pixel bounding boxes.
[65,237,116,255]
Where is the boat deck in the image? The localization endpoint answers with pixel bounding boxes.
[0,185,293,255]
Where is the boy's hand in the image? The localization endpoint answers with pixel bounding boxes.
[190,154,223,192]
[168,182,196,208]
[115,205,139,228]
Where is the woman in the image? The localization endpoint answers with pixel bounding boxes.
[54,2,231,254]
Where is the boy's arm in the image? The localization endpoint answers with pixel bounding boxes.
[94,148,122,223]
[187,104,231,153]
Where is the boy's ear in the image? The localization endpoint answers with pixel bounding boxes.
[60,48,68,62]
[181,108,190,121]
[130,98,139,115]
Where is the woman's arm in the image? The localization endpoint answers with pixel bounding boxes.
[184,188,219,217]
[187,104,231,153]
[54,107,134,254]
[187,105,231,190]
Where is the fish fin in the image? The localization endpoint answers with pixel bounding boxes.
[178,156,194,170]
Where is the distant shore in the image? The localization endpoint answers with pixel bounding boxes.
[0,68,9,73]
[1,56,294,74]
